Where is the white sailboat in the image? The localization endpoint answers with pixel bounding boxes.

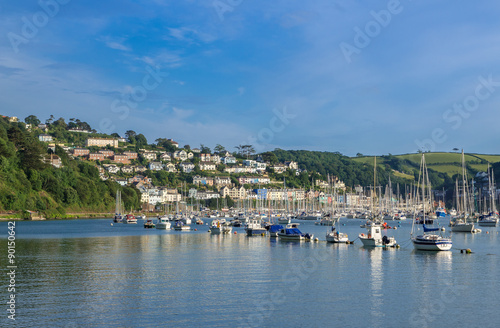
[326,178,349,243]
[478,164,499,227]
[113,190,122,223]
[411,153,452,251]
[450,150,475,233]
[359,156,397,247]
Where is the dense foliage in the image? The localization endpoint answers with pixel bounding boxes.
[272,149,415,189]
[0,117,141,218]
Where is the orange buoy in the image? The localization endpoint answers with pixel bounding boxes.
[234,231,237,234]
[194,229,197,231]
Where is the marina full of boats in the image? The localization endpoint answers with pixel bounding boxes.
[110,151,498,251]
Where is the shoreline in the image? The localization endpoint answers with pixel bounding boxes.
[0,212,115,221]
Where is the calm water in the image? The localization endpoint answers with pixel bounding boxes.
[1,217,499,327]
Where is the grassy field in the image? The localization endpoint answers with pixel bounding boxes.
[391,170,415,180]
[353,152,497,165]
[351,152,497,180]
[469,164,489,172]
[426,164,463,176]
[397,152,480,165]
[351,156,377,165]
[470,154,500,163]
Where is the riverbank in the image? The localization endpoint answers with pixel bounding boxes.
[0,212,114,220]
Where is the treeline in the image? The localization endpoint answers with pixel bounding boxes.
[271,149,416,189]
[0,117,141,218]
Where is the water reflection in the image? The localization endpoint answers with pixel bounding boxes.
[367,248,384,325]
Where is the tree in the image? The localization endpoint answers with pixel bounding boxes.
[235,144,255,158]
[356,153,363,157]
[125,130,137,143]
[45,115,55,124]
[214,144,226,153]
[19,136,47,171]
[52,117,67,129]
[184,144,191,150]
[241,145,255,159]
[7,126,25,149]
[200,144,211,154]
[261,151,278,164]
[225,195,235,208]
[135,134,148,148]
[0,138,15,158]
[156,138,177,152]
[25,115,40,126]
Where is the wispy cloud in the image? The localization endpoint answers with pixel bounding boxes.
[137,51,182,68]
[167,27,216,43]
[98,36,131,51]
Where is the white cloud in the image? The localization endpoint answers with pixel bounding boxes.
[167,27,216,43]
[137,51,182,68]
[98,36,131,52]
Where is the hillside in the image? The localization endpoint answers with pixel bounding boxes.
[351,152,497,180]
[0,117,141,218]
[3,114,500,217]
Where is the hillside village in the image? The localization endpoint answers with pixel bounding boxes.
[12,115,348,211]
[6,114,500,216]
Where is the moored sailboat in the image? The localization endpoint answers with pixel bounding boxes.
[411,153,452,251]
[113,190,123,223]
[450,150,474,233]
[478,164,499,227]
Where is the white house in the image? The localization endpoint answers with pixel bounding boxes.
[142,152,157,161]
[121,166,134,174]
[199,161,217,171]
[238,176,270,185]
[38,134,53,142]
[285,161,299,170]
[210,154,221,164]
[173,150,188,161]
[134,165,147,172]
[165,163,177,172]
[115,178,128,186]
[243,160,256,167]
[220,186,246,200]
[179,162,195,173]
[214,176,232,186]
[254,162,267,172]
[104,164,120,174]
[273,164,287,174]
[148,162,163,171]
[222,156,237,165]
[160,153,171,161]
[161,188,182,202]
[194,191,221,200]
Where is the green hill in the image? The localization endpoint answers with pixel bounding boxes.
[0,117,141,218]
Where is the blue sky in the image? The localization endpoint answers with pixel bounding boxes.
[1,0,500,156]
